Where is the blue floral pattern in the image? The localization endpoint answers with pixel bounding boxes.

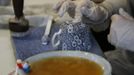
[59,21,92,51]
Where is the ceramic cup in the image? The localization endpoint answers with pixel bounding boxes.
[52,21,92,51]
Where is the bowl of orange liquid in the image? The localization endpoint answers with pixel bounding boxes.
[23,51,111,75]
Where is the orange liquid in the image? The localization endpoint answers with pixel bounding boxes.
[28,57,103,75]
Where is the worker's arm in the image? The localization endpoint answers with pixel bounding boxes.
[108,8,134,52]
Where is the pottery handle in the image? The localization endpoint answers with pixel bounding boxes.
[52,29,62,48]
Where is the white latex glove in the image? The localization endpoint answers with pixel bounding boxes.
[53,0,95,22]
[55,0,109,24]
[53,0,76,18]
[81,1,108,24]
[108,8,134,51]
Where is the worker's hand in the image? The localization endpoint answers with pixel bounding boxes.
[81,1,108,24]
[53,0,87,17]
[53,0,77,18]
[54,0,108,24]
[53,0,93,17]
[108,8,134,51]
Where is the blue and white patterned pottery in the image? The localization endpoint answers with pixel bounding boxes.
[52,21,92,51]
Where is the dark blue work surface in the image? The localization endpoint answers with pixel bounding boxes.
[11,23,104,60]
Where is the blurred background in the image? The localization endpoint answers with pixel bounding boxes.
[0,0,72,27]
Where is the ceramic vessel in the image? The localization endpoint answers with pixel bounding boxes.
[25,51,112,75]
[52,21,92,51]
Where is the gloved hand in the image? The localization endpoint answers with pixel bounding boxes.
[53,0,97,23]
[54,0,109,24]
[81,1,108,24]
[54,0,74,22]
[108,8,134,51]
[53,0,78,18]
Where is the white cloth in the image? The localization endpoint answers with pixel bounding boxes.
[108,8,134,52]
